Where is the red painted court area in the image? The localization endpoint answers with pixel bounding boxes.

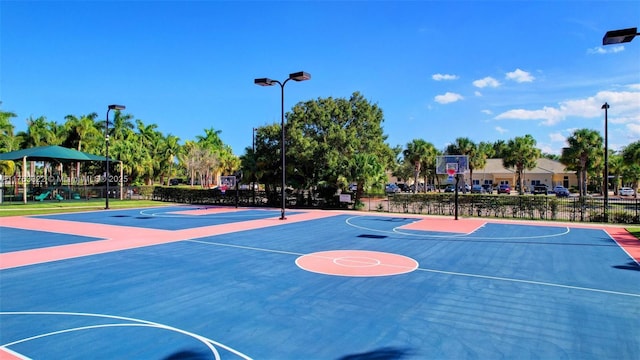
[296,250,419,276]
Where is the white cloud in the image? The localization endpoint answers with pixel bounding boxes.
[432,74,459,81]
[549,132,565,142]
[538,143,557,155]
[627,122,640,137]
[434,92,464,104]
[495,126,508,134]
[474,91,482,97]
[506,68,535,83]
[495,106,564,125]
[494,89,640,127]
[587,45,625,54]
[472,77,500,88]
[481,109,492,115]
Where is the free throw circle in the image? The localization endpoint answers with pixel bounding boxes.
[296,250,418,277]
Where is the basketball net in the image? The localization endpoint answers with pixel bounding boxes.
[446,163,458,182]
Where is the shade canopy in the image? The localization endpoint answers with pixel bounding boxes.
[0,145,112,162]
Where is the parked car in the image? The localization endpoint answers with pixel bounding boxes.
[620,187,635,196]
[385,183,400,194]
[554,186,570,197]
[444,184,456,193]
[397,183,411,192]
[497,184,511,194]
[470,184,485,194]
[532,185,549,195]
[481,184,493,194]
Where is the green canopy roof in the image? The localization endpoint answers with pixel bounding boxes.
[0,145,112,162]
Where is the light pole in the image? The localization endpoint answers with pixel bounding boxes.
[601,102,609,222]
[252,127,257,205]
[105,104,126,210]
[600,26,638,221]
[254,71,311,220]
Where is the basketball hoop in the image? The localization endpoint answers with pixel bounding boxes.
[446,163,457,182]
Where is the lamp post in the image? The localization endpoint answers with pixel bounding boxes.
[254,71,311,220]
[600,27,638,221]
[105,104,126,210]
[252,127,257,205]
[601,103,609,222]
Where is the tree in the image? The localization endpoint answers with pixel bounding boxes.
[621,140,640,196]
[160,134,181,185]
[63,113,100,180]
[560,129,603,197]
[492,140,509,159]
[403,139,436,193]
[349,153,386,204]
[502,135,541,195]
[0,104,17,152]
[283,92,395,203]
[446,137,476,187]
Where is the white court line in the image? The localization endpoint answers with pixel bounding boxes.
[187,237,640,298]
[139,207,281,219]
[416,267,640,298]
[346,215,574,240]
[0,311,252,360]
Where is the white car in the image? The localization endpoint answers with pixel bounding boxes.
[619,187,635,196]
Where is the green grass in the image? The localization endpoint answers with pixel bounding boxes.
[627,227,640,240]
[0,199,170,217]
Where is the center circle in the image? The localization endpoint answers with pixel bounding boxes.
[296,250,419,277]
[333,256,381,267]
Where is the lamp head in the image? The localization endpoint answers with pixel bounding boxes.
[254,78,275,86]
[108,104,126,110]
[602,27,638,45]
[601,103,610,110]
[289,71,311,82]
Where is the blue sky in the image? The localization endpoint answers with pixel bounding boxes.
[2,1,639,156]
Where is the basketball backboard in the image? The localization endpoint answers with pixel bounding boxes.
[436,155,469,175]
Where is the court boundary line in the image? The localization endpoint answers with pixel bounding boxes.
[0,311,253,360]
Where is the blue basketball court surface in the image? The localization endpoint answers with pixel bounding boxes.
[0,205,638,359]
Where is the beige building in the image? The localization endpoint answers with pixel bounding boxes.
[471,158,578,191]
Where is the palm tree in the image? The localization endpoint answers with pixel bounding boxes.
[502,135,541,195]
[403,139,436,193]
[350,152,385,203]
[64,113,100,179]
[0,106,17,152]
[446,137,476,188]
[560,129,602,197]
[111,112,135,142]
[621,141,640,196]
[161,134,181,185]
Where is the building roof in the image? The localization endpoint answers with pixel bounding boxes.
[473,158,570,175]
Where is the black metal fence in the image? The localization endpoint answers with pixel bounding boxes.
[151,187,639,225]
[380,193,639,224]
[1,185,155,203]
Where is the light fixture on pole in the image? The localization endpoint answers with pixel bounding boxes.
[105,104,126,210]
[254,71,311,220]
[602,27,638,45]
[252,127,257,206]
[601,102,609,223]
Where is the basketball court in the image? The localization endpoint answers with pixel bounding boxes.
[1,205,639,359]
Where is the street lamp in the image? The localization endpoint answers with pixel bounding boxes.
[254,71,311,220]
[601,102,609,222]
[602,27,639,45]
[600,27,638,222]
[105,104,126,210]
[252,127,257,206]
